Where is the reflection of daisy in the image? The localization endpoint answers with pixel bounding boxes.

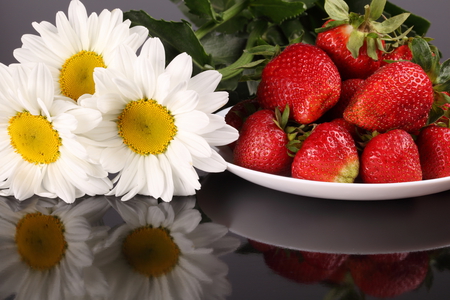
[0,196,110,299]
[96,196,239,300]
[0,63,112,203]
[13,0,148,102]
[81,37,238,201]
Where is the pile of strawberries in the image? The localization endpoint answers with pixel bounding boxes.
[225,0,450,184]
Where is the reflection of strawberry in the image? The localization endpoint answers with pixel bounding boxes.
[263,250,332,284]
[257,43,341,124]
[349,252,429,298]
[263,249,349,284]
[368,252,409,264]
[248,239,275,253]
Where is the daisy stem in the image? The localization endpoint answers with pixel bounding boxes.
[194,0,249,40]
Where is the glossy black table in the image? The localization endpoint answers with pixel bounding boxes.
[3,170,450,300]
[196,171,450,300]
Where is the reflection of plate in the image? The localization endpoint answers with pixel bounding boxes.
[198,171,450,254]
[216,107,450,201]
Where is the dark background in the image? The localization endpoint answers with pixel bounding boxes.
[1,0,449,65]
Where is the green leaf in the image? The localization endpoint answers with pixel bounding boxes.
[410,37,433,75]
[369,0,386,20]
[324,0,349,21]
[427,103,445,125]
[249,0,307,24]
[347,30,365,58]
[437,59,450,85]
[314,19,348,33]
[185,0,219,21]
[201,33,247,66]
[124,11,213,71]
[384,1,431,37]
[371,12,410,34]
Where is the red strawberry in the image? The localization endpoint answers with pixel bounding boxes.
[381,44,413,66]
[291,122,359,182]
[343,61,434,133]
[316,21,383,80]
[257,43,341,124]
[349,252,429,298]
[360,129,422,183]
[315,1,409,80]
[416,125,450,179]
[233,108,292,175]
[224,97,260,132]
[224,97,260,149]
[327,78,365,119]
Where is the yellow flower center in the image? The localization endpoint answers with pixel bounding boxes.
[15,212,67,271]
[117,99,177,156]
[122,226,180,277]
[8,112,61,164]
[59,50,106,101]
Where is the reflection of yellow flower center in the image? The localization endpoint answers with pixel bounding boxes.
[122,226,180,277]
[59,50,106,101]
[8,112,61,164]
[117,99,177,156]
[15,212,67,270]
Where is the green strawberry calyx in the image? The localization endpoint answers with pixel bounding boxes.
[409,37,450,125]
[315,0,411,60]
[272,105,315,157]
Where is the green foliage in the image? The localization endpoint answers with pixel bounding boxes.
[124,0,432,101]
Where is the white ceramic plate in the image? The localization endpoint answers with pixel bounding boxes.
[216,107,450,200]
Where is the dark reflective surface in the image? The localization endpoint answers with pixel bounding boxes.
[2,171,450,299]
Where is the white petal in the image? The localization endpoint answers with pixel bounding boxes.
[165,53,192,89]
[175,110,209,132]
[188,70,221,94]
[140,37,166,77]
[176,131,211,158]
[192,150,227,173]
[196,91,229,113]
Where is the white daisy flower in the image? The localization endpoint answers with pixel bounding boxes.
[13,0,148,102]
[0,62,112,203]
[95,196,240,300]
[0,196,110,300]
[81,37,238,201]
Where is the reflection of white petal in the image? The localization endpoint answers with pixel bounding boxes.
[146,206,165,228]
